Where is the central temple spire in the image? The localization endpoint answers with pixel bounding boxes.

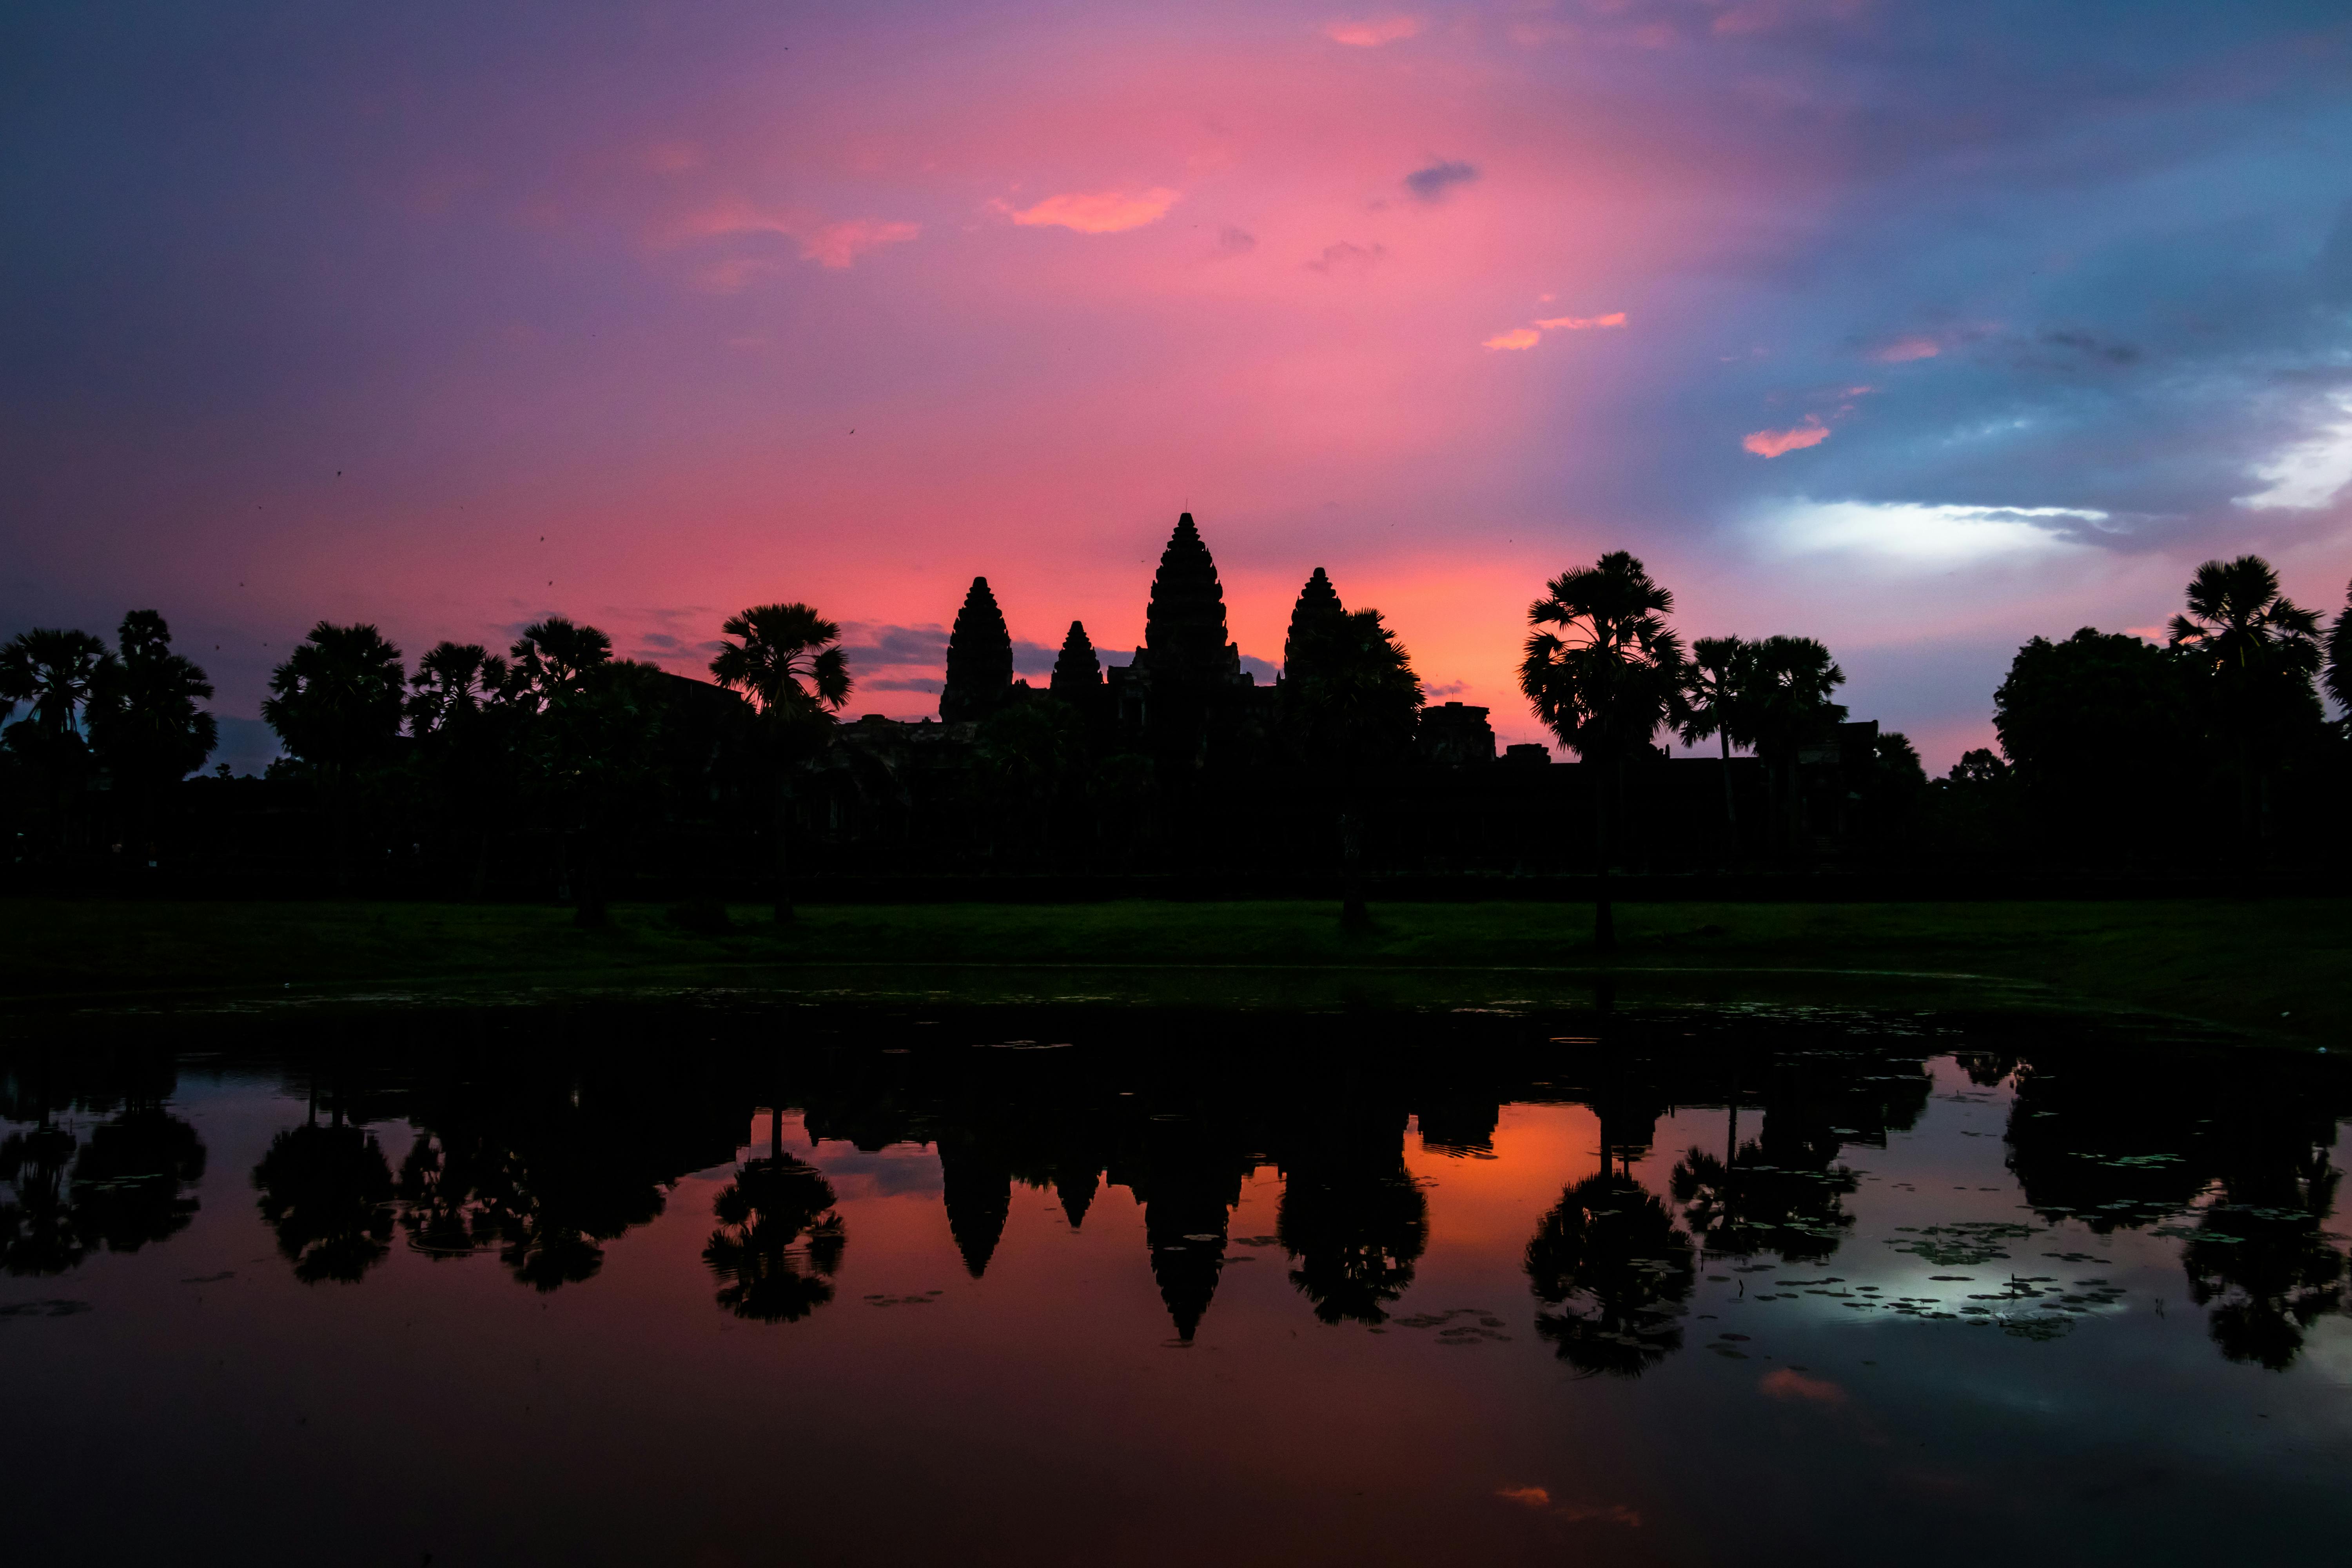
[1143,512,1237,682]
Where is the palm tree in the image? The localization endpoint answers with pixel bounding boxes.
[708,603,851,922]
[505,616,612,710]
[2327,578,2351,721]
[2168,555,2324,857]
[407,642,513,896]
[1286,603,1424,929]
[261,622,406,891]
[87,611,217,872]
[1679,635,1752,861]
[1743,635,1847,860]
[1519,552,1685,952]
[0,627,109,853]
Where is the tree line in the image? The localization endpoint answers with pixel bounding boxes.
[1,553,2345,919]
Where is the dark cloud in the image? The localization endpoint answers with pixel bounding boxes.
[839,622,949,669]
[1216,225,1256,255]
[864,676,943,694]
[1306,241,1386,275]
[1403,160,1478,203]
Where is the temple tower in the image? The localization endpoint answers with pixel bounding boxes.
[1142,513,1242,684]
[940,575,1013,722]
[1050,620,1102,698]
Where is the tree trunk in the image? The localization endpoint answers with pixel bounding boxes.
[773,779,795,924]
[1718,731,1738,867]
[1593,760,1616,954]
[1339,802,1369,931]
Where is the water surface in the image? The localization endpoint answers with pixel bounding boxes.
[5,1000,2347,1565]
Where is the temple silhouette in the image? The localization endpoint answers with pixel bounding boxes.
[795,512,1907,880]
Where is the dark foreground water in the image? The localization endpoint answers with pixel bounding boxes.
[4,997,2348,1566]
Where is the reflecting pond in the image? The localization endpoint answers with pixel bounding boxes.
[5,998,2349,1565]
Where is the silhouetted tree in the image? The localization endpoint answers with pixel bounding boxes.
[1743,635,1846,860]
[976,698,1089,863]
[252,1116,396,1285]
[2169,555,2325,860]
[86,611,217,870]
[1286,600,1423,927]
[1276,1117,1428,1324]
[1994,627,2193,864]
[405,641,515,896]
[1524,1172,1695,1377]
[705,1127,845,1323]
[2326,578,2351,720]
[708,603,850,922]
[2183,1150,2345,1371]
[0,627,109,852]
[0,1122,85,1276]
[262,621,406,891]
[1679,635,1753,860]
[940,576,1014,723]
[1519,553,1685,951]
[69,1106,206,1254]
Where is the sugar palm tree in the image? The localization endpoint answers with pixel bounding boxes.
[1287,603,1424,929]
[1679,635,1752,860]
[2168,555,2324,857]
[1743,635,1846,860]
[2327,578,2351,721]
[1519,552,1685,952]
[261,622,406,891]
[87,611,217,872]
[406,642,512,896]
[0,627,110,852]
[709,603,851,922]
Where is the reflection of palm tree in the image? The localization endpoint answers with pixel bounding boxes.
[252,1120,396,1285]
[705,1136,845,1323]
[2183,1150,2346,1370]
[69,1107,206,1253]
[1525,1172,1695,1377]
[1277,1127,1428,1325]
[0,1124,87,1276]
[1519,553,1685,951]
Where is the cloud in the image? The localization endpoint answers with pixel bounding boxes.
[1869,335,1942,363]
[1403,160,1479,203]
[679,205,920,271]
[1215,225,1257,256]
[1759,1368,1847,1404]
[1743,417,1831,457]
[1307,241,1386,275]
[1533,312,1626,331]
[839,621,949,671]
[796,218,921,269]
[1325,15,1422,47]
[1759,499,2104,563]
[1496,1487,1550,1508]
[998,187,1180,234]
[1483,327,1543,351]
[2235,393,2352,510]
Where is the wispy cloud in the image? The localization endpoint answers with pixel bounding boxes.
[2235,392,2352,510]
[997,187,1180,234]
[1742,417,1830,457]
[1324,15,1421,47]
[1403,159,1479,203]
[678,204,920,271]
[1307,241,1386,275]
[1869,335,1942,364]
[1482,309,1626,350]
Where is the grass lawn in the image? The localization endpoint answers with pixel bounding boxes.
[1,895,2342,1044]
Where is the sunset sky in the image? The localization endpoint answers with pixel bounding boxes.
[7,0,2351,771]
